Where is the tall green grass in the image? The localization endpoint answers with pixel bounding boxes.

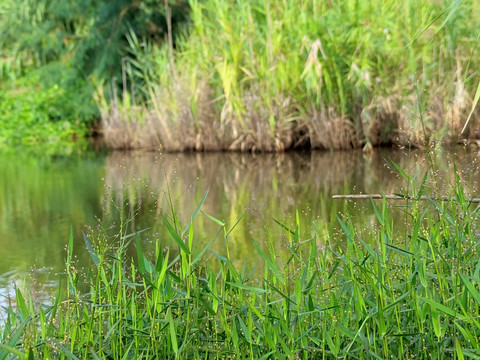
[2,171,480,358]
[100,0,480,151]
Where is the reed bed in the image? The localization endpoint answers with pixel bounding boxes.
[98,0,480,152]
[1,169,480,359]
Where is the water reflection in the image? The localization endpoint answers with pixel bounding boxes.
[0,269,59,323]
[103,148,480,267]
[1,148,479,291]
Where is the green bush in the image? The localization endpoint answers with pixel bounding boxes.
[0,0,190,152]
[0,71,89,155]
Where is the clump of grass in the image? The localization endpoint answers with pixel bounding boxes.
[98,0,480,152]
[2,174,480,358]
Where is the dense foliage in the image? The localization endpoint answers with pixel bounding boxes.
[0,0,188,153]
[1,0,479,152]
[101,0,480,151]
[3,172,480,358]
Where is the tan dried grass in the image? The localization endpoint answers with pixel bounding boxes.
[361,96,399,147]
[148,77,223,152]
[296,106,360,150]
[228,89,295,152]
[96,85,158,150]
[99,75,228,152]
[98,75,480,152]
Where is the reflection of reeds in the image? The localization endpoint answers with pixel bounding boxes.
[103,149,480,264]
[6,176,480,358]
[104,149,480,214]
[105,148,480,199]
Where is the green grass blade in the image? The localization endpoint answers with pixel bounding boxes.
[273,218,296,235]
[163,217,190,254]
[237,316,251,343]
[193,188,209,221]
[167,308,179,356]
[182,188,209,236]
[208,250,229,263]
[371,199,384,226]
[405,3,452,47]
[417,170,429,198]
[198,297,216,315]
[226,281,267,293]
[136,235,146,275]
[82,231,99,266]
[121,227,151,240]
[0,317,29,360]
[258,351,276,360]
[0,344,25,358]
[462,349,480,358]
[389,158,411,182]
[226,213,245,236]
[420,297,462,318]
[336,216,353,242]
[68,225,74,265]
[459,274,480,305]
[15,287,28,318]
[384,289,413,312]
[200,210,225,226]
[385,243,413,256]
[50,339,81,360]
[252,239,284,285]
[191,236,216,267]
[121,343,134,360]
[265,279,296,305]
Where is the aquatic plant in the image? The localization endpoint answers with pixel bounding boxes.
[2,168,480,358]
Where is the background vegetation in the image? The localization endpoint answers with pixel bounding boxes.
[1,0,479,152]
[98,0,480,151]
[0,0,188,153]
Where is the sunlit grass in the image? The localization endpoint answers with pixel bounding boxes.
[2,168,480,358]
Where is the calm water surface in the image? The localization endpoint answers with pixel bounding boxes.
[1,148,480,298]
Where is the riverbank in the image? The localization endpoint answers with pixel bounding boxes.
[99,0,480,152]
[1,1,479,154]
[2,173,480,358]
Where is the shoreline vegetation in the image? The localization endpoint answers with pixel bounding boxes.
[1,0,480,154]
[2,2,480,358]
[87,0,480,152]
[2,175,480,358]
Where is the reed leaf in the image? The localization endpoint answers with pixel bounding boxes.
[83,231,99,266]
[164,216,190,254]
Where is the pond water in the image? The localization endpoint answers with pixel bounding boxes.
[1,147,480,299]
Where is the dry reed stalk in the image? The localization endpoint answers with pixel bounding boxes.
[227,89,295,152]
[167,78,224,151]
[395,86,477,148]
[361,95,399,147]
[100,72,230,151]
[445,61,468,132]
[332,194,480,203]
[299,106,360,150]
[98,73,480,152]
